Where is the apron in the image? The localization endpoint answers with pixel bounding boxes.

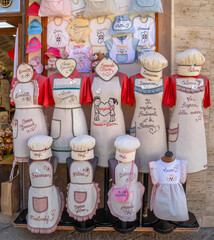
[90,74,126,167]
[51,74,88,163]
[71,0,86,16]
[11,76,48,162]
[108,161,144,222]
[27,160,64,233]
[67,161,100,221]
[130,77,167,173]
[150,160,188,221]
[169,77,207,173]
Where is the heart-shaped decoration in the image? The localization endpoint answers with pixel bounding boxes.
[98,102,110,117]
[95,57,119,81]
[17,63,34,83]
[149,125,160,135]
[56,58,77,78]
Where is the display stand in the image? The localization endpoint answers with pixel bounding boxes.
[140,173,158,227]
[153,220,174,234]
[92,168,118,227]
[113,221,136,234]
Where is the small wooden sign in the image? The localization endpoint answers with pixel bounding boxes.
[16,63,34,83]
[56,58,77,78]
[95,57,119,81]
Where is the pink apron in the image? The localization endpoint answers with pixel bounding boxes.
[108,161,144,222]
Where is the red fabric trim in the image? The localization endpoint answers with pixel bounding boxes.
[203,75,211,108]
[168,74,177,108]
[80,74,92,105]
[162,75,170,106]
[128,75,136,106]
[120,72,130,106]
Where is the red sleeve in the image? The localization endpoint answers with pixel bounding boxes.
[168,75,177,108]
[47,73,55,107]
[203,76,211,108]
[38,76,50,108]
[120,72,132,106]
[128,75,136,106]
[162,75,171,106]
[10,78,17,106]
[80,74,93,104]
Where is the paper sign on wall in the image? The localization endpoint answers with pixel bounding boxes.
[56,58,77,78]
[95,57,119,81]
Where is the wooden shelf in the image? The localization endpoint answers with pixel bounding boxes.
[13,222,199,232]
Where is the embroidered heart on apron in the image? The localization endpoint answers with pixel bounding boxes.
[95,57,119,81]
[56,58,77,78]
[149,125,160,134]
[98,102,110,116]
[17,63,34,83]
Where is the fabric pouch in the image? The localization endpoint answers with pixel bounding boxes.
[113,161,134,203]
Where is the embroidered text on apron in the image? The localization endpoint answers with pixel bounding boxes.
[108,161,144,221]
[27,160,64,233]
[130,77,167,173]
[51,74,88,163]
[169,77,207,173]
[90,74,126,167]
[67,161,100,221]
[11,75,48,162]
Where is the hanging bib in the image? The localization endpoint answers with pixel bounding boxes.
[39,0,72,16]
[130,0,163,14]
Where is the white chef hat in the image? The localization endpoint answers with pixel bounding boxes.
[28,135,53,160]
[70,135,96,161]
[176,49,205,76]
[114,135,140,162]
[176,49,205,66]
[139,52,168,81]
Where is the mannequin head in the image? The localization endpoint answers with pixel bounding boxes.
[139,52,168,81]
[114,135,140,163]
[70,135,95,161]
[161,151,175,163]
[176,49,205,77]
[28,135,53,160]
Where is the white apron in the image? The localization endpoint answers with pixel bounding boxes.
[150,160,189,221]
[90,74,126,167]
[71,0,86,16]
[51,74,88,163]
[10,76,48,162]
[108,161,144,222]
[169,77,207,173]
[66,161,100,221]
[27,160,64,234]
[130,76,167,173]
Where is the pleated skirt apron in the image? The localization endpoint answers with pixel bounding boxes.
[51,76,88,163]
[168,77,207,173]
[150,183,188,221]
[27,186,64,234]
[130,77,167,173]
[90,75,125,167]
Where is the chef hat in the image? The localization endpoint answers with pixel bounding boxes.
[70,135,96,161]
[176,49,205,66]
[139,52,168,81]
[28,135,53,160]
[139,52,168,71]
[114,135,140,162]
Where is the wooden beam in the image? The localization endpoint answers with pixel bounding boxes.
[18,23,22,65]
[0,28,16,35]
